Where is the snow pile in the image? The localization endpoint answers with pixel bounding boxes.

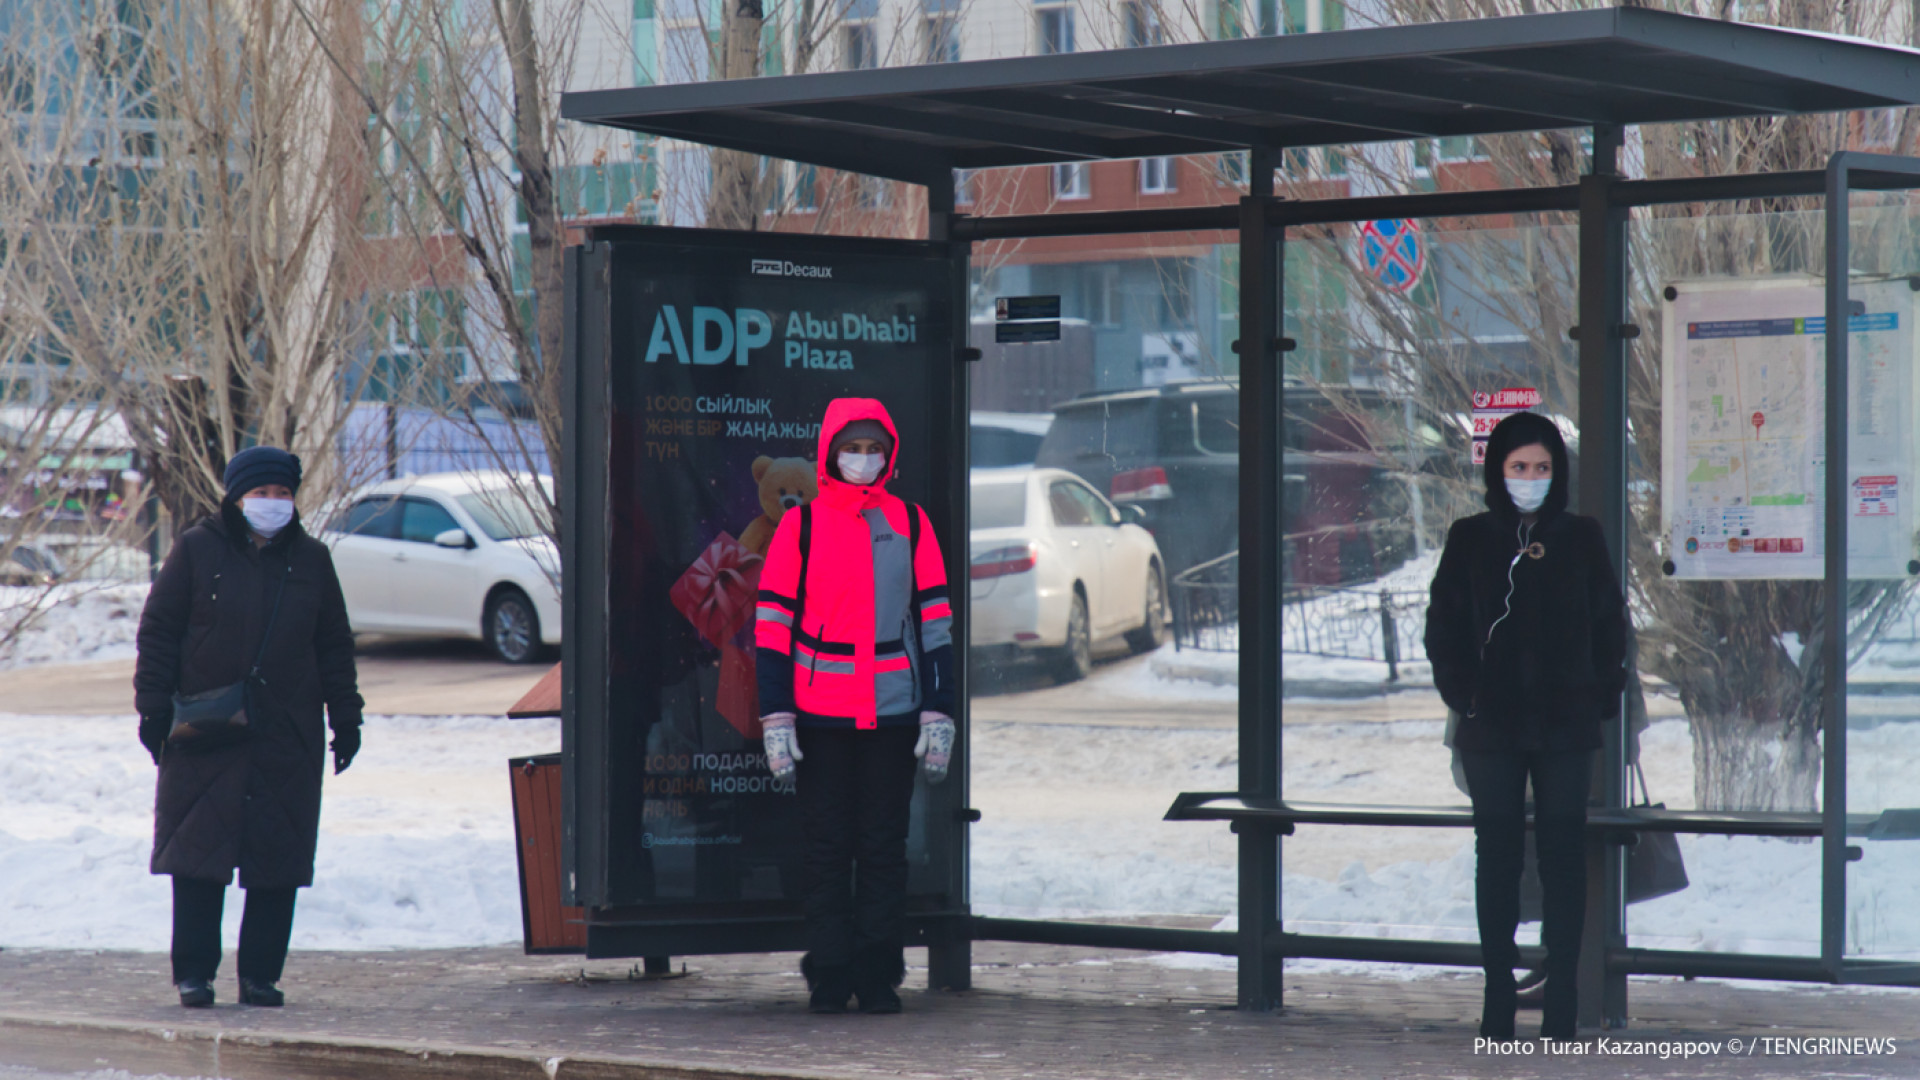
[0,582,150,669]
[0,712,556,951]
[1119,644,1240,700]
[971,722,1238,917]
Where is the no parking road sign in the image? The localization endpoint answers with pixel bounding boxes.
[1359,219,1425,294]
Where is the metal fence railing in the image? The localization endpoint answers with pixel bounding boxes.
[1169,550,1239,653]
[1170,549,1431,681]
[1282,584,1429,681]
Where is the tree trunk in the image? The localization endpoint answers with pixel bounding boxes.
[499,0,567,535]
[707,0,764,229]
[1685,709,1822,813]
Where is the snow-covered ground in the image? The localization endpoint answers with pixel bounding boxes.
[10,704,1920,961]
[0,584,148,670]
[0,713,553,951]
[7,569,1920,966]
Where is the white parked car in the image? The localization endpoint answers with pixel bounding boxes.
[970,466,1168,682]
[318,473,559,663]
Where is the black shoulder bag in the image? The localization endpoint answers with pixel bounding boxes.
[1625,761,1691,905]
[168,559,293,748]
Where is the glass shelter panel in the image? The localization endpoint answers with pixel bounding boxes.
[965,234,1238,920]
[1843,193,1920,963]
[1623,205,1833,958]
[1277,213,1577,938]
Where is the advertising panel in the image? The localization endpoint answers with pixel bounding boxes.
[1470,387,1542,465]
[1661,277,1919,580]
[595,229,958,910]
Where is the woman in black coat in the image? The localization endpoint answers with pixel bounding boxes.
[134,446,364,1008]
[1423,412,1627,1041]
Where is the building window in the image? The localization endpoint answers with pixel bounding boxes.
[844,22,877,68]
[761,159,786,214]
[844,0,879,69]
[1217,151,1246,186]
[955,168,976,206]
[661,25,710,84]
[1414,136,1479,172]
[632,0,657,84]
[1140,156,1175,194]
[1214,0,1243,40]
[1036,3,1075,54]
[794,164,818,212]
[857,174,891,209]
[1052,162,1089,200]
[1122,0,1162,47]
[924,0,961,62]
[1864,107,1899,148]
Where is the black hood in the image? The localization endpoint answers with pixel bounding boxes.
[1482,411,1570,522]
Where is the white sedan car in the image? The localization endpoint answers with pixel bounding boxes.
[970,466,1168,682]
[319,473,560,663]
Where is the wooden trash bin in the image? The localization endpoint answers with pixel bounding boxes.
[509,752,587,953]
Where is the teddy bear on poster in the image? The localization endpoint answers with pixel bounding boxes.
[739,455,818,557]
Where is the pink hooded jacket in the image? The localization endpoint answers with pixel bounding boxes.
[754,399,955,729]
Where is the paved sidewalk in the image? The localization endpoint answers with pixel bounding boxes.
[1,940,1916,1080]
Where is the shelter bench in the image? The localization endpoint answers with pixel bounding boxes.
[1163,792,1920,840]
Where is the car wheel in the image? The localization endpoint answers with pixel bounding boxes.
[1051,590,1093,684]
[485,587,542,664]
[1125,565,1169,655]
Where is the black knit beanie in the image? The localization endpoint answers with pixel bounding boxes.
[223,446,303,500]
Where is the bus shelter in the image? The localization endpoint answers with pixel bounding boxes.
[558,7,1920,1026]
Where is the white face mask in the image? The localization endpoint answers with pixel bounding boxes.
[1505,477,1551,514]
[242,497,296,537]
[837,451,886,486]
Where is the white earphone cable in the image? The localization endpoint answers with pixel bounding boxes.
[1484,519,1534,648]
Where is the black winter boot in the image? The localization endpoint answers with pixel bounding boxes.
[852,945,905,1015]
[239,977,285,1007]
[801,953,852,1014]
[177,979,214,1008]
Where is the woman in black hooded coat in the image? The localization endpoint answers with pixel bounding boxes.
[1423,412,1628,1041]
[134,447,364,1008]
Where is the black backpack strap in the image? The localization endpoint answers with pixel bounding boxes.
[907,502,923,623]
[794,503,811,628]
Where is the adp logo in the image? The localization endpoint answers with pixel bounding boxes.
[751,258,833,279]
[644,305,774,366]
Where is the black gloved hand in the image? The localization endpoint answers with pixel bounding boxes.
[331,724,362,775]
[139,714,171,765]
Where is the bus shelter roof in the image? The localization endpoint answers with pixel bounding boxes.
[561,7,1920,185]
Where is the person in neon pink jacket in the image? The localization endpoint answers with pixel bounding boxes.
[755,397,955,1014]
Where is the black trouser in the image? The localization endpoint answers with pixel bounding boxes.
[170,876,298,985]
[794,725,918,968]
[1460,748,1591,1034]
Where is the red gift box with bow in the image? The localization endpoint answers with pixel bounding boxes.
[669,531,764,649]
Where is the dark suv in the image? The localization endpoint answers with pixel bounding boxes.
[1034,379,1420,584]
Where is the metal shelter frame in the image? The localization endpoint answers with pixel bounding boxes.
[562,7,1920,1024]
